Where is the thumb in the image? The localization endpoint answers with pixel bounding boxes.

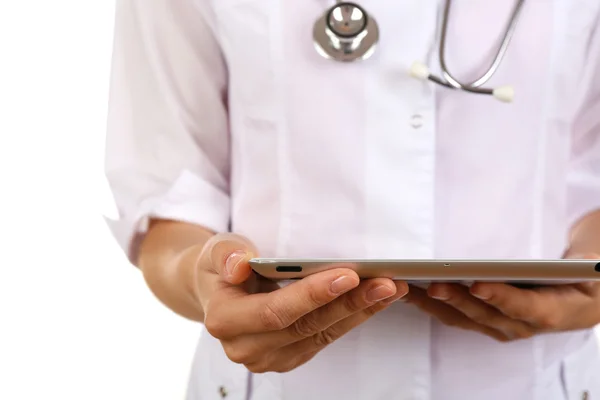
[563,251,600,260]
[206,233,259,285]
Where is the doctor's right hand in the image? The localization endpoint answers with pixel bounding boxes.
[195,234,409,373]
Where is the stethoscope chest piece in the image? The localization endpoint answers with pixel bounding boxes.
[313,2,379,62]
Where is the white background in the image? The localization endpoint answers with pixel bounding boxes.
[0,1,201,399]
[1,1,600,400]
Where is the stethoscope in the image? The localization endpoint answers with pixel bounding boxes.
[313,0,526,103]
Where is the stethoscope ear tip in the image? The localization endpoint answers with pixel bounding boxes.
[410,61,430,80]
[410,59,515,103]
[492,85,515,103]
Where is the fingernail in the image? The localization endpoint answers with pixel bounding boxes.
[471,287,491,300]
[225,250,247,277]
[381,291,408,305]
[429,286,450,301]
[330,276,356,294]
[366,285,395,302]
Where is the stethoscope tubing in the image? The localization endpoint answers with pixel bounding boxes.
[436,0,526,94]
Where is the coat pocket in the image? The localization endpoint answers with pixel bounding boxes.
[560,332,600,400]
[249,372,282,400]
[211,0,279,120]
[186,332,251,400]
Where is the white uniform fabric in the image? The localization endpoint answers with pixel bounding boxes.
[104,0,600,399]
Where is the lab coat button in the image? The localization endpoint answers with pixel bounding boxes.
[219,386,228,398]
[582,391,589,400]
[410,114,424,128]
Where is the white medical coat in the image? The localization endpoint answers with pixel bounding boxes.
[105,0,600,399]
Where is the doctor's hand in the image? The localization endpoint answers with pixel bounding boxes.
[195,234,409,373]
[404,253,600,342]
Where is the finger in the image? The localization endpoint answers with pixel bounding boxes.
[278,279,406,344]
[428,283,534,340]
[405,286,509,342]
[204,267,361,339]
[270,292,402,364]
[469,282,568,329]
[227,280,408,359]
[562,251,600,260]
[574,281,600,296]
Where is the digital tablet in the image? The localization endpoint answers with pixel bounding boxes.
[249,258,600,285]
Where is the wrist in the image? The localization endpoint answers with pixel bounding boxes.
[173,243,207,313]
[139,220,216,322]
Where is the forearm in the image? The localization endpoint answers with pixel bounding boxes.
[138,219,216,322]
[570,209,600,255]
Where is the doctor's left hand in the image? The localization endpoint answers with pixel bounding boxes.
[404,253,600,342]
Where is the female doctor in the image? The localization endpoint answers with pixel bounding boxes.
[105,0,600,399]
